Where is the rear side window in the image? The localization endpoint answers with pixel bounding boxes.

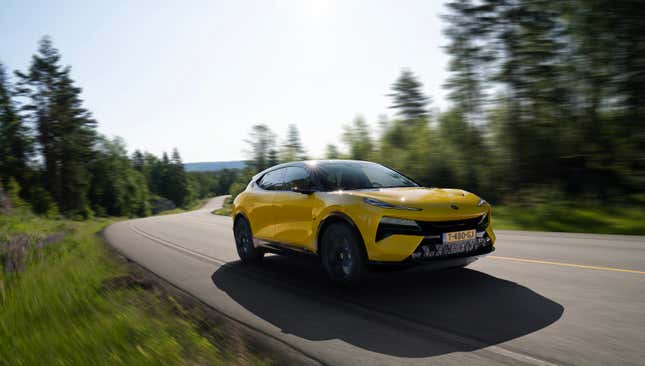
[283,166,313,191]
[258,168,286,190]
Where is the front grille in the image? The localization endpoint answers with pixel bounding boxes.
[408,233,493,262]
[376,214,487,241]
[416,216,483,235]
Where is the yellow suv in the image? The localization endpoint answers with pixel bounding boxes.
[231,160,495,284]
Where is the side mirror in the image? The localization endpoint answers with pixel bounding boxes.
[291,186,316,195]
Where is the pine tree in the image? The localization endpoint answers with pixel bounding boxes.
[166,148,191,207]
[442,0,489,122]
[267,148,279,167]
[388,69,430,121]
[88,136,149,217]
[443,1,566,189]
[170,148,183,166]
[0,63,32,188]
[245,124,277,172]
[132,149,145,172]
[342,116,373,160]
[280,124,306,162]
[15,37,97,216]
[325,144,340,159]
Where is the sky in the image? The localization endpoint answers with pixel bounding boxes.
[1,0,451,162]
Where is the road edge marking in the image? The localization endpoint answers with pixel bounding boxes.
[489,256,645,275]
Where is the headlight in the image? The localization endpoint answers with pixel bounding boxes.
[380,216,420,228]
[477,197,488,207]
[363,197,422,211]
[478,212,489,228]
[376,216,422,240]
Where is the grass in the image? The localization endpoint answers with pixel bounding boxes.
[212,196,233,217]
[157,197,212,216]
[0,209,271,366]
[492,202,645,235]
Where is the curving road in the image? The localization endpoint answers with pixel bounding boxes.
[104,196,645,366]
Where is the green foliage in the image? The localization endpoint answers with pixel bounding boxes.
[148,195,176,215]
[4,178,28,209]
[441,0,645,197]
[0,212,271,365]
[89,137,150,217]
[14,37,97,217]
[1,36,201,219]
[244,124,278,173]
[342,116,374,161]
[213,196,233,216]
[27,185,59,217]
[0,63,32,190]
[3,2,645,232]
[279,124,307,162]
[493,202,645,235]
[228,182,247,200]
[134,149,194,210]
[325,144,341,159]
[164,149,193,207]
[188,169,240,198]
[226,168,255,201]
[388,69,430,120]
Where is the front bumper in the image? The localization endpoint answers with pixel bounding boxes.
[364,214,496,262]
[370,245,494,271]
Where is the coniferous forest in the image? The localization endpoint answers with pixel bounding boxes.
[235,0,645,209]
[2,1,645,221]
[0,38,238,218]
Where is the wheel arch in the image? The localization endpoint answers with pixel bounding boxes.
[233,211,250,230]
[316,212,367,259]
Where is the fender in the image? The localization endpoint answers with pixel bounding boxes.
[233,209,250,230]
[315,211,364,255]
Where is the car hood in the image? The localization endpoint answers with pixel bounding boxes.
[345,187,487,217]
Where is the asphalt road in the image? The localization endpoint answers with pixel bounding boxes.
[104,196,645,366]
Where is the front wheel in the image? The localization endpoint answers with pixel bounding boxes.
[234,218,264,264]
[320,222,367,286]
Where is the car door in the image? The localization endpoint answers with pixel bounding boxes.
[247,168,286,240]
[272,166,316,250]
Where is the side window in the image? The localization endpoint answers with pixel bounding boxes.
[283,166,313,191]
[258,169,286,191]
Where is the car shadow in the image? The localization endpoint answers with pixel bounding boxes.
[211,255,564,358]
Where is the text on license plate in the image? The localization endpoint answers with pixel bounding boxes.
[443,229,476,244]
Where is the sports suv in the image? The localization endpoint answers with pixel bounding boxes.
[231,160,495,284]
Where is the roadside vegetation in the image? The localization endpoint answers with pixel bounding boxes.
[0,205,271,365]
[157,197,213,216]
[0,39,238,220]
[216,1,644,235]
[213,196,233,217]
[2,2,644,235]
[493,201,645,235]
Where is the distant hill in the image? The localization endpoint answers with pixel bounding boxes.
[184,161,246,172]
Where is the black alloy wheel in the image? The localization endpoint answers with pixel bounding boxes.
[321,222,367,285]
[234,218,264,263]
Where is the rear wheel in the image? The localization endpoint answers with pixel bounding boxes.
[320,222,366,285]
[234,218,264,264]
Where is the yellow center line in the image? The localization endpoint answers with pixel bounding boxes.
[489,255,645,275]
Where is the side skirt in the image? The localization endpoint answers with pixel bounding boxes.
[253,238,318,257]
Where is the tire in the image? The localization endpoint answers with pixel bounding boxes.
[320,222,367,285]
[234,217,264,264]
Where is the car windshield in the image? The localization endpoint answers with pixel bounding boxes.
[315,161,419,191]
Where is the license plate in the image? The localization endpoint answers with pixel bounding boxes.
[443,229,476,244]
